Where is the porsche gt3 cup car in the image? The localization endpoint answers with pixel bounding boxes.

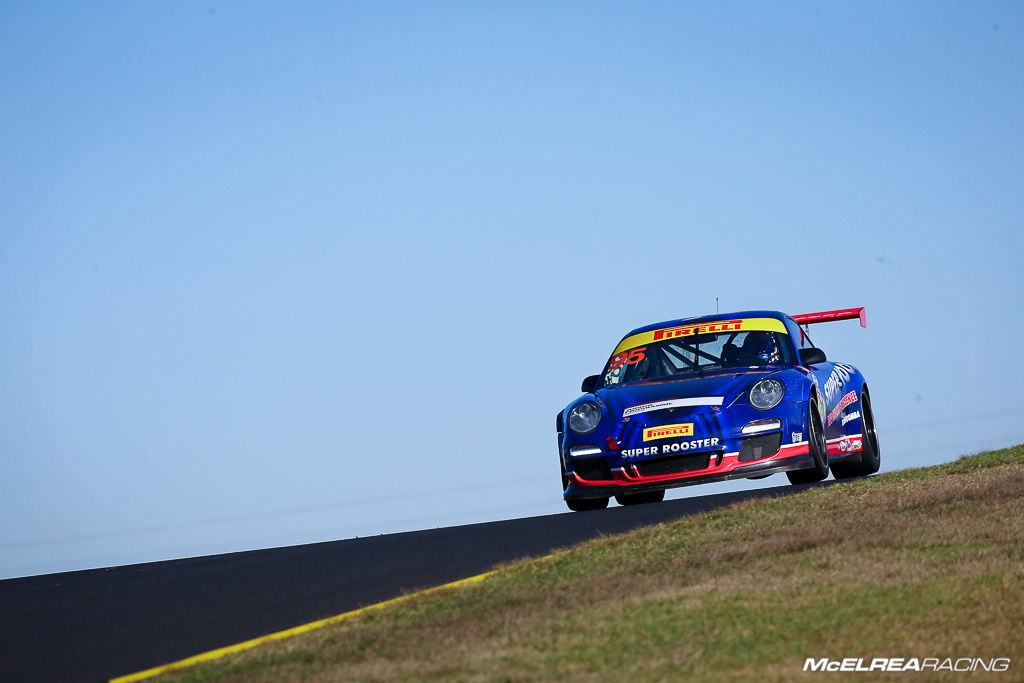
[556,308,879,511]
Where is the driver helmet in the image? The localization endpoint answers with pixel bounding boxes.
[741,331,779,364]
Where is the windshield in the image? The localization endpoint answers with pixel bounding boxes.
[600,325,795,387]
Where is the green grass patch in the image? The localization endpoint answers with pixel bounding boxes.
[165,443,1024,682]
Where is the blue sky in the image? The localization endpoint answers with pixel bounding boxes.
[2,1,1022,579]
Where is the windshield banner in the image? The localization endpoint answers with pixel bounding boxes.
[612,317,788,355]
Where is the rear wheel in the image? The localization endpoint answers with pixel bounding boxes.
[566,497,609,512]
[615,490,666,506]
[787,396,830,485]
[831,389,881,478]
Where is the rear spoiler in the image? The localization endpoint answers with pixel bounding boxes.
[793,307,867,328]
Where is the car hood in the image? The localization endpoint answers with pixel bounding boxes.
[594,370,768,417]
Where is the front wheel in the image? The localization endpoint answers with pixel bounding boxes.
[566,497,609,512]
[787,396,830,485]
[561,453,609,511]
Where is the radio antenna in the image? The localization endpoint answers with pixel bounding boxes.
[715,297,719,314]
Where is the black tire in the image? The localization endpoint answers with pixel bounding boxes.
[561,451,609,511]
[559,453,569,492]
[787,395,830,485]
[566,497,610,512]
[831,388,881,479]
[615,489,666,506]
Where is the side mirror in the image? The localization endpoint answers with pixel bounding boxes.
[581,375,599,393]
[799,347,827,365]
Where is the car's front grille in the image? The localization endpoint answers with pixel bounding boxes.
[571,457,613,481]
[634,453,710,477]
[738,433,782,462]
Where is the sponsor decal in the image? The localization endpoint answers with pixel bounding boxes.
[660,437,719,454]
[826,390,858,426]
[622,396,724,417]
[838,438,863,453]
[792,432,804,444]
[611,317,788,355]
[621,437,720,458]
[643,423,693,441]
[841,410,861,427]
[652,319,743,341]
[822,363,856,403]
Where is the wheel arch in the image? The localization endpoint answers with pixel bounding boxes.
[806,380,825,433]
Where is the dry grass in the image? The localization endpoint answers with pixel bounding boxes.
[165,444,1024,682]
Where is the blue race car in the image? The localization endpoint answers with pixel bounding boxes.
[557,308,879,511]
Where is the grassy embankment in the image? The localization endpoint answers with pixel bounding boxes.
[167,444,1023,681]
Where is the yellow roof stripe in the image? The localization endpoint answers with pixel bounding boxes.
[611,317,787,356]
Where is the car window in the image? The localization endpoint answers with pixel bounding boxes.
[601,329,795,387]
[790,319,818,350]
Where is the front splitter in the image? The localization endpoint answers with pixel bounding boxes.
[564,451,816,500]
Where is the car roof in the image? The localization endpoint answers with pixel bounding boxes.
[621,310,790,338]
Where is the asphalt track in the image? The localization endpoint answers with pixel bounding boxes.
[0,482,831,682]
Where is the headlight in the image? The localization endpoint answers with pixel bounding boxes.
[749,378,784,410]
[568,402,602,434]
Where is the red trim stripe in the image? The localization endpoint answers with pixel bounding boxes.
[569,441,809,487]
[793,307,867,328]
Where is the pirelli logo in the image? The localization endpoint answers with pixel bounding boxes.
[643,423,694,441]
[652,319,742,341]
[611,317,788,356]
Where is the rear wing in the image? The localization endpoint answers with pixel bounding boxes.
[793,307,867,328]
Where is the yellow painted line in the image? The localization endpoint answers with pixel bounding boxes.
[109,569,498,682]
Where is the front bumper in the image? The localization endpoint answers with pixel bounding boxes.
[564,442,814,500]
